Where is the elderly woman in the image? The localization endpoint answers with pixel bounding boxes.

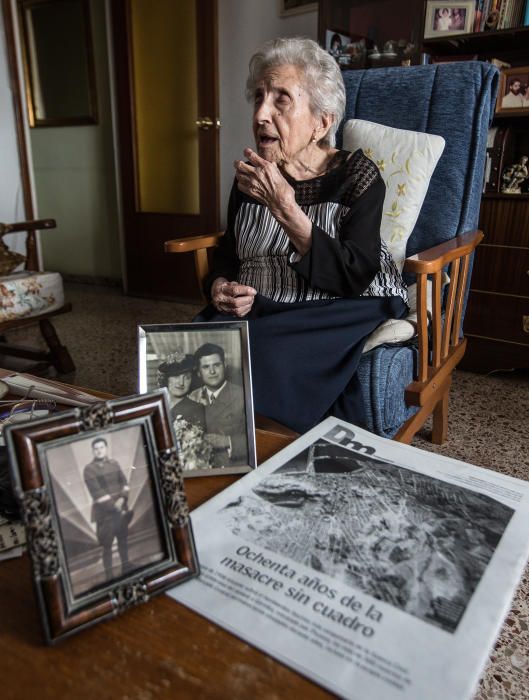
[198,37,408,434]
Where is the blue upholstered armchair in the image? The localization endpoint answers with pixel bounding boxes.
[343,61,499,441]
[166,61,499,445]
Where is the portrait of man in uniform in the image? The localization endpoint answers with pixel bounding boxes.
[46,425,167,597]
[83,437,133,580]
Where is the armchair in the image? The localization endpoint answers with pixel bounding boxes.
[0,218,74,374]
[165,61,498,444]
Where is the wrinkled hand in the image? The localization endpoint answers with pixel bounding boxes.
[211,277,256,317]
[206,434,231,450]
[234,148,296,216]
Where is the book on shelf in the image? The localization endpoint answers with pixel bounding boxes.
[168,417,529,700]
[525,0,529,25]
[498,0,509,28]
[474,0,485,32]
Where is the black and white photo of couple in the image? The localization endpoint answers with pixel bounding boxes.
[140,324,254,474]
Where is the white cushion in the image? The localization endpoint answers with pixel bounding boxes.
[342,119,445,273]
[363,274,449,353]
[0,271,65,321]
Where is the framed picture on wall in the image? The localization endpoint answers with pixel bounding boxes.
[423,1,475,39]
[138,321,256,477]
[279,0,318,18]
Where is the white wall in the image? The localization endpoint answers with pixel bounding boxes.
[218,0,317,227]
[0,5,29,256]
[30,0,121,281]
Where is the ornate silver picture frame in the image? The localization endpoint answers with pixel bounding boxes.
[5,390,199,644]
[138,321,256,477]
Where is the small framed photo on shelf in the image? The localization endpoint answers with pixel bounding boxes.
[423,1,475,39]
[138,321,256,477]
[4,390,199,644]
[325,29,351,57]
[278,0,317,17]
[496,66,529,115]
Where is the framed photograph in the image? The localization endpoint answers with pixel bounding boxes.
[496,66,529,116]
[5,390,199,644]
[138,321,256,477]
[325,29,351,57]
[279,0,318,17]
[423,1,475,39]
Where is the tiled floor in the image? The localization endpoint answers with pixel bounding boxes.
[6,281,529,699]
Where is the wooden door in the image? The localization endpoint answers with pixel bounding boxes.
[112,0,219,300]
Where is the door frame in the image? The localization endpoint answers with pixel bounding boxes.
[110,0,220,299]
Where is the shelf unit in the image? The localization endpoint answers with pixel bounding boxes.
[422,25,529,56]
[422,23,529,372]
[318,0,529,372]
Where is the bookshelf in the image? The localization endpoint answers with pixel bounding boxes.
[421,24,529,56]
[420,6,529,372]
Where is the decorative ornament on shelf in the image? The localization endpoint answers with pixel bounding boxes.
[501,156,529,195]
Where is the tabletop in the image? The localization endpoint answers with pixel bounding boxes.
[1,402,333,700]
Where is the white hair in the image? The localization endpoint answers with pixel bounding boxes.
[245,37,346,147]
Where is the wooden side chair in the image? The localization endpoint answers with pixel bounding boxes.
[0,218,74,374]
[165,61,498,445]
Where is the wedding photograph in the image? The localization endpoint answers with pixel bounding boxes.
[138,321,256,476]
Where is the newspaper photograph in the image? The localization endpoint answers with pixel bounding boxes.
[168,418,529,700]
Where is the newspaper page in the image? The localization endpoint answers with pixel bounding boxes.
[168,417,529,700]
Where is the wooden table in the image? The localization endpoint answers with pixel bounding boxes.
[1,407,336,700]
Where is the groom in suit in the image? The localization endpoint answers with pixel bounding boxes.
[191,343,248,468]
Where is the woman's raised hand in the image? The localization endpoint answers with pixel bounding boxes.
[234,148,296,216]
[211,277,256,317]
[234,148,313,256]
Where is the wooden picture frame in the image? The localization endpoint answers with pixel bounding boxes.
[495,66,529,116]
[423,1,475,39]
[138,321,256,477]
[5,390,199,644]
[278,0,318,18]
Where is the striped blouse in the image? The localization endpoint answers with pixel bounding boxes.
[208,149,408,305]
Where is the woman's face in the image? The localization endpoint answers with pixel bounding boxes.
[167,372,192,399]
[252,64,320,164]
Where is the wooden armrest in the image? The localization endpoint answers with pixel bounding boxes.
[0,218,56,234]
[403,230,483,274]
[403,229,483,396]
[165,232,224,254]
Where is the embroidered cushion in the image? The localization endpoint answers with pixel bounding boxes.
[0,271,64,321]
[342,119,445,272]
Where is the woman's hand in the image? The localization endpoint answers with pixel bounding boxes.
[235,148,296,215]
[211,277,256,317]
[234,148,313,255]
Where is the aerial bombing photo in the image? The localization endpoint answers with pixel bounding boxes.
[220,431,514,633]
